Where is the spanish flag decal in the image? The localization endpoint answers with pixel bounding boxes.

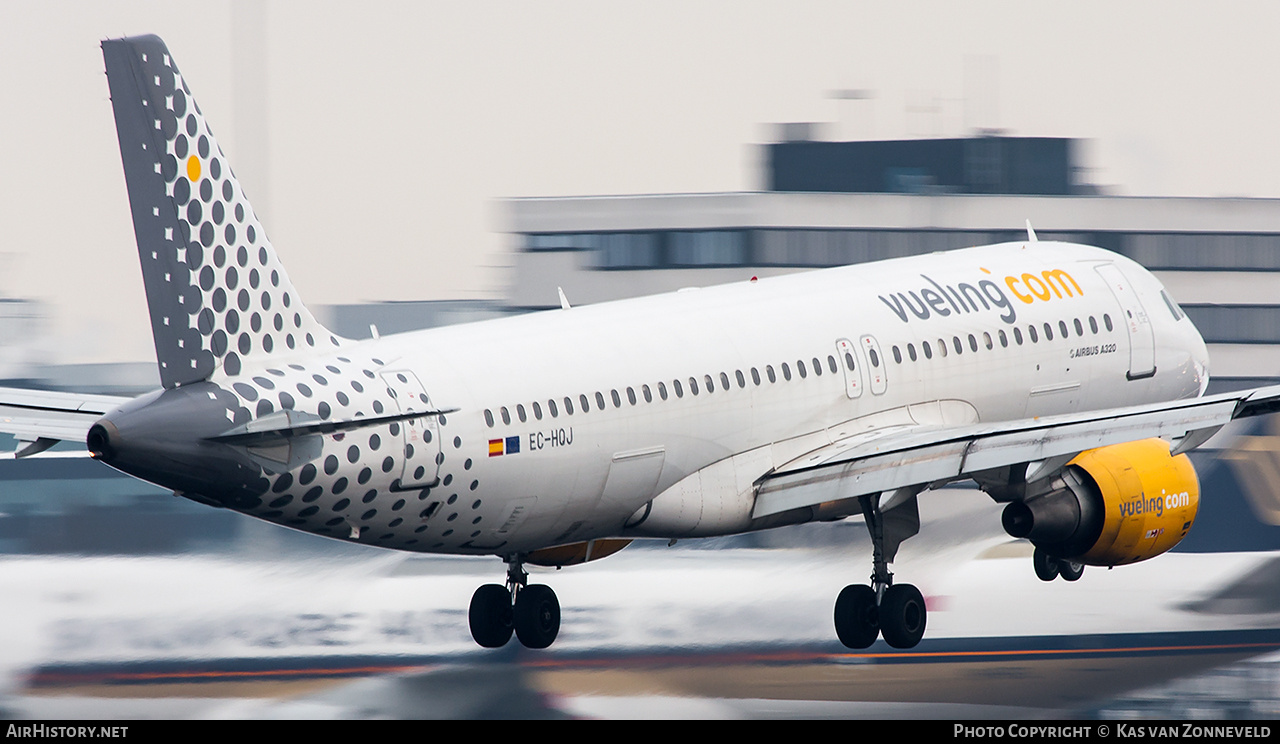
[489,436,521,457]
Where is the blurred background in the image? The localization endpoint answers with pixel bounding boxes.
[5,0,1280,719]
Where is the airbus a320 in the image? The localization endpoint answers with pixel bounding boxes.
[3,35,1278,652]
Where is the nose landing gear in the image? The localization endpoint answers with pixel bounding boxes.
[468,555,562,649]
[1033,545,1085,582]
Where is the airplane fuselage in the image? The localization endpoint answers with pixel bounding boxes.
[94,240,1208,557]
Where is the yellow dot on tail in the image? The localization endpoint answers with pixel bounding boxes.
[186,155,201,182]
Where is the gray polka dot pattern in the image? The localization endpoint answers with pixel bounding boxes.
[103,35,340,389]
[105,36,500,555]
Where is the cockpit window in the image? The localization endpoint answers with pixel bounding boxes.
[1161,289,1185,321]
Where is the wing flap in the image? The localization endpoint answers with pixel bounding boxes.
[753,387,1271,520]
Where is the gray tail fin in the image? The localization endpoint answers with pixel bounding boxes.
[101,35,341,389]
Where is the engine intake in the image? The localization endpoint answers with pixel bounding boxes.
[1001,438,1199,567]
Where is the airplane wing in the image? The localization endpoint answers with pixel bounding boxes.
[753,384,1280,519]
[0,387,130,458]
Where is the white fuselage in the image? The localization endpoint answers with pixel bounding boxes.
[223,241,1205,557]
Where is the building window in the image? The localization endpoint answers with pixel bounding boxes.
[595,232,661,268]
[669,231,746,266]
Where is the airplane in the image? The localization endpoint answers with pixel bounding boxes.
[4,33,1280,654]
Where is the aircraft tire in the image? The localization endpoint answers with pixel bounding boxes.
[514,584,561,649]
[879,583,927,649]
[469,584,514,648]
[1033,546,1060,582]
[834,584,880,649]
[1059,559,1085,582]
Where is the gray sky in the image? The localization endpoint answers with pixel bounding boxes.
[3,1,1280,364]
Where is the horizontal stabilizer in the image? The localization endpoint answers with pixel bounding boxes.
[0,387,129,455]
[208,406,459,446]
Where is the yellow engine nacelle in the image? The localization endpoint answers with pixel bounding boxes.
[1001,438,1199,567]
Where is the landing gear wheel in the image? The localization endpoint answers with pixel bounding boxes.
[469,583,513,648]
[879,583,927,649]
[1033,546,1060,582]
[1058,559,1085,582]
[834,584,880,649]
[514,584,561,649]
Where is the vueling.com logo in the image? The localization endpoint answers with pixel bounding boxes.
[877,268,1083,326]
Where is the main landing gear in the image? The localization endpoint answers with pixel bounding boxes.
[468,555,561,649]
[833,493,928,650]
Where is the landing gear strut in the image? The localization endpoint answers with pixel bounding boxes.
[833,493,927,650]
[468,555,561,649]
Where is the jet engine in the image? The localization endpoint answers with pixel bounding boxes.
[1001,438,1199,567]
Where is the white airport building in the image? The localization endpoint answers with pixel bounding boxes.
[499,137,1280,395]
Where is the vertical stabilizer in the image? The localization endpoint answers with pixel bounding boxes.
[102,35,340,389]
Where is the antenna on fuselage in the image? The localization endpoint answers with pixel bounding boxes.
[1025,220,1039,242]
[558,287,572,310]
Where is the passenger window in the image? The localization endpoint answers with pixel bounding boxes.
[1074,318,1084,336]
[643,384,653,402]
[1104,314,1113,331]
[704,374,715,393]
[1043,323,1053,341]
[1059,320,1069,338]
[1089,316,1098,334]
[751,368,761,385]
[983,332,993,350]
[735,370,746,388]
[611,389,622,408]
[501,406,511,425]
[937,338,947,357]
[549,399,558,417]
[1029,325,1039,343]
[1014,327,1023,345]
[893,346,903,364]
[720,372,730,391]
[532,401,542,420]
[690,377,700,395]
[844,352,856,370]
[998,330,1008,348]
[869,348,880,367]
[626,387,636,405]
[595,391,605,409]
[922,341,933,359]
[782,363,792,381]
[565,396,574,415]
[674,379,684,397]
[952,337,962,355]
[907,344,917,362]
[579,394,589,412]
[517,404,527,423]
[812,358,822,376]
[968,334,978,352]
[658,382,668,400]
[767,365,778,383]
[827,355,837,373]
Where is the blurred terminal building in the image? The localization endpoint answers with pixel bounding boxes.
[5,132,1280,553]
[325,131,1280,398]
